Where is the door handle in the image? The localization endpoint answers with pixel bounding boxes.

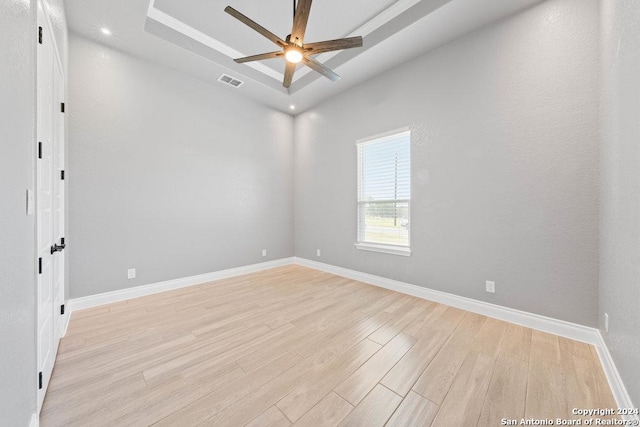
[50,243,66,254]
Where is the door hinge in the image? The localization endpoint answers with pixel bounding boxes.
[61,170,65,180]
[38,142,42,159]
[38,372,43,389]
[38,257,42,274]
[61,102,65,113]
[38,27,43,44]
[61,237,65,245]
[61,304,65,315]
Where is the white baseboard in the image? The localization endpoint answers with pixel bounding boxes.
[594,333,639,421]
[294,257,600,344]
[67,257,295,314]
[294,257,636,414]
[30,413,39,427]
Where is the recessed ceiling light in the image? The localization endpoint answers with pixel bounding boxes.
[290,105,296,110]
[100,27,112,36]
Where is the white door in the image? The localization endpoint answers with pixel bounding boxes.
[52,44,65,340]
[36,0,65,411]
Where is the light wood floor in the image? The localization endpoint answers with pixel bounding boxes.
[41,265,618,426]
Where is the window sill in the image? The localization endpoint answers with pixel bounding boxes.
[355,243,412,257]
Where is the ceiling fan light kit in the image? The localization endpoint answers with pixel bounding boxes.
[285,45,303,64]
[224,0,363,88]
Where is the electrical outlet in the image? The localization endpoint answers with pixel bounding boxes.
[262,249,267,257]
[317,249,321,257]
[605,313,609,333]
[127,268,136,279]
[485,280,496,293]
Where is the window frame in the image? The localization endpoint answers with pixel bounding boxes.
[355,127,412,257]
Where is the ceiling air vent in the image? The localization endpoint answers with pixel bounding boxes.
[218,74,244,88]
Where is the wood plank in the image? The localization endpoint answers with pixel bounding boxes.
[453,311,487,337]
[300,310,393,357]
[359,291,406,315]
[380,331,449,396]
[289,310,371,357]
[109,365,246,426]
[334,333,415,405]
[386,391,439,427]
[429,306,466,334]
[382,295,414,314]
[142,324,278,382]
[411,330,475,404]
[559,336,593,361]
[530,330,562,364]
[471,316,508,358]
[525,330,568,420]
[477,356,528,426]
[153,351,303,426]
[69,375,186,426]
[497,323,532,363]
[202,349,339,426]
[48,332,171,392]
[293,392,353,427]
[246,406,292,427]
[368,301,426,345]
[337,385,402,427]
[235,324,324,372]
[41,373,147,425]
[276,339,381,423]
[561,348,618,422]
[402,303,446,337]
[56,336,85,355]
[431,351,495,427]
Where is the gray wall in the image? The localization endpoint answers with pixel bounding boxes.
[294,0,600,326]
[68,35,294,299]
[0,1,37,424]
[600,0,640,406]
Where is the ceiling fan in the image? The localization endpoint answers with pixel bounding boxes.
[224,0,363,88]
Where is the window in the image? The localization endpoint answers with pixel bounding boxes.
[356,127,411,256]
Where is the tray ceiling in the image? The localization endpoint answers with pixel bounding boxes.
[145,0,446,93]
[65,0,546,114]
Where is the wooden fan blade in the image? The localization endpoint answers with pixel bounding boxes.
[283,62,296,88]
[291,0,312,45]
[225,6,286,47]
[235,51,283,63]
[304,36,363,55]
[303,57,340,82]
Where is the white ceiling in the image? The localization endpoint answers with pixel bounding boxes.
[64,0,546,114]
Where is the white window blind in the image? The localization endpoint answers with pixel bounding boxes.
[357,128,411,254]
